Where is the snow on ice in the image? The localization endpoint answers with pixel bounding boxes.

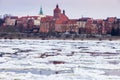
[0,39,120,80]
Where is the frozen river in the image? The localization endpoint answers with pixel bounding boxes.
[0,39,120,80]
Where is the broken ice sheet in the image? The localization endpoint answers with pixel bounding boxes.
[0,39,120,80]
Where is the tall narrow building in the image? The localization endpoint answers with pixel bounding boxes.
[53,4,61,19]
[38,6,46,19]
[39,6,43,15]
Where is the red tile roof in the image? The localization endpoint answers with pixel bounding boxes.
[41,16,53,22]
[59,14,69,21]
[107,17,117,22]
[10,16,18,19]
[67,19,77,24]
[20,16,39,20]
[54,14,69,24]
[55,19,63,24]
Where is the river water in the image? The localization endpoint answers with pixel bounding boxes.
[0,39,120,80]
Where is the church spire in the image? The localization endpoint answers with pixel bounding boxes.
[56,4,59,8]
[39,6,43,15]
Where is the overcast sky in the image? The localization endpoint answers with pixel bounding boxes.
[0,0,120,19]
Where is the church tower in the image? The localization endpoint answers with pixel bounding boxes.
[38,6,46,20]
[53,4,61,19]
[39,6,43,15]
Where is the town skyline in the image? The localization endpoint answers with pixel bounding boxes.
[0,4,120,39]
[0,0,120,19]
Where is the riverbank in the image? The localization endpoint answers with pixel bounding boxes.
[1,36,120,41]
[0,32,120,40]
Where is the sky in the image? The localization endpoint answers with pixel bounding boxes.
[0,0,120,19]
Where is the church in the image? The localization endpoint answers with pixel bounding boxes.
[40,4,75,33]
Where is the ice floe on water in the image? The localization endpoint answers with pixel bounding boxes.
[0,39,120,80]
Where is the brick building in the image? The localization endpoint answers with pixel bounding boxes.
[40,4,69,33]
